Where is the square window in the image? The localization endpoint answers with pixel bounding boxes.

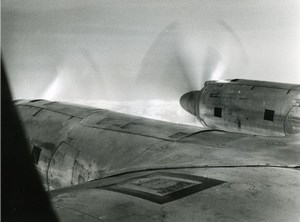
[32,146,41,165]
[214,107,222,118]
[264,109,275,121]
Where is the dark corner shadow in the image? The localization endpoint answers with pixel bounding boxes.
[1,59,59,221]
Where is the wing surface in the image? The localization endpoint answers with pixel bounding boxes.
[15,100,300,221]
[50,167,300,222]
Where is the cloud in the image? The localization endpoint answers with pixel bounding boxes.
[65,99,201,126]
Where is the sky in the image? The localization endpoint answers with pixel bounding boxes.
[2,0,300,125]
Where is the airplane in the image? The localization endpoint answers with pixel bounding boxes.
[8,74,300,221]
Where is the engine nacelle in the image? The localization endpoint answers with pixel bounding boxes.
[180,79,300,136]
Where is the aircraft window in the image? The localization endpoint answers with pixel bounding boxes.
[264,109,275,121]
[214,107,222,118]
[32,146,41,164]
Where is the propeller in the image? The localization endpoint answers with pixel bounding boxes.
[134,20,247,100]
[42,50,107,101]
[134,22,193,100]
[41,19,247,125]
[132,20,247,124]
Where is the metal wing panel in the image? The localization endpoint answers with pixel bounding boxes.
[80,111,203,141]
[16,99,101,118]
[65,123,164,174]
[17,101,300,190]
[48,142,80,190]
[40,101,101,118]
[50,167,300,222]
[108,132,300,176]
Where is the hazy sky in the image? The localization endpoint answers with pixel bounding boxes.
[2,0,300,124]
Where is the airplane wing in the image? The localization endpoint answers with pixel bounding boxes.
[50,167,299,222]
[15,99,300,221]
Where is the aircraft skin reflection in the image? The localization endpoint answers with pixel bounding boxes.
[13,79,300,221]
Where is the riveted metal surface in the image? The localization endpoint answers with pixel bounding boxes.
[51,167,300,222]
[41,101,101,118]
[81,111,202,141]
[48,142,80,190]
[65,123,163,174]
[285,106,300,135]
[16,104,82,189]
[102,172,224,204]
[198,80,300,136]
[16,101,300,191]
[206,79,300,91]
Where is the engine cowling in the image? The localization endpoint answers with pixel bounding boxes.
[180,79,300,136]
